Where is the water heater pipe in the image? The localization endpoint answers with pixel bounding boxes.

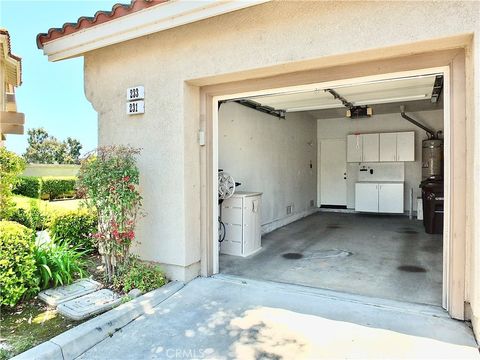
[400,105,437,139]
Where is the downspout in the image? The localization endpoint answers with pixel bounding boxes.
[400,105,437,139]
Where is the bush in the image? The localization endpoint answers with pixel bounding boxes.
[8,200,50,230]
[13,176,42,199]
[77,146,142,282]
[41,176,77,200]
[34,242,89,290]
[0,221,38,307]
[113,259,166,293]
[0,148,25,219]
[49,210,97,251]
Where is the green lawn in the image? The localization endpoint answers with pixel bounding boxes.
[13,195,83,212]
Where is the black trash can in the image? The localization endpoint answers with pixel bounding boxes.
[420,180,444,234]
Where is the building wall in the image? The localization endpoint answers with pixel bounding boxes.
[317,109,444,211]
[83,0,479,335]
[219,102,317,233]
[22,164,80,177]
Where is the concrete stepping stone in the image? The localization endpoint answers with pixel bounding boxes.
[57,289,121,321]
[38,279,102,306]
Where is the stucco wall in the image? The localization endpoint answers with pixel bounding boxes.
[83,0,479,334]
[317,109,444,211]
[219,102,317,233]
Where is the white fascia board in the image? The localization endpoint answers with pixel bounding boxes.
[43,0,270,61]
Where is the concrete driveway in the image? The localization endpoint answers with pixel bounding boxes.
[79,276,478,359]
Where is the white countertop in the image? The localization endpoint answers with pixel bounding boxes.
[232,191,263,197]
[356,181,404,184]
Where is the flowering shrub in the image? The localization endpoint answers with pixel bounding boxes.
[77,146,142,281]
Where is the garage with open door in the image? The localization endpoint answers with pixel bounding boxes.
[216,71,446,306]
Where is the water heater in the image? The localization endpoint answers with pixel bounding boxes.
[422,139,443,180]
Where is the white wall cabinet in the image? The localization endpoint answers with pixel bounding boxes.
[355,183,379,212]
[347,134,363,162]
[379,133,397,162]
[355,182,404,214]
[220,192,262,257]
[362,133,380,162]
[347,134,379,162]
[349,132,414,162]
[378,183,404,213]
[396,132,415,161]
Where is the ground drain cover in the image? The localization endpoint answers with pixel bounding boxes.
[306,249,352,259]
[282,253,303,259]
[398,265,427,273]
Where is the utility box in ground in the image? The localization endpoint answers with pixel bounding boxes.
[220,192,262,257]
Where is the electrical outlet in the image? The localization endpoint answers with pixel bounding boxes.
[310,200,315,207]
[286,204,293,215]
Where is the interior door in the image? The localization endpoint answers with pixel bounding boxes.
[320,139,347,206]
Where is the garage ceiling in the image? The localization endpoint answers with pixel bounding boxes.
[243,74,442,114]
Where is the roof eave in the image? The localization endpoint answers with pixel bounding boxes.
[40,0,270,62]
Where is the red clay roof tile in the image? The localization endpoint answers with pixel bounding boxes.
[36,0,168,49]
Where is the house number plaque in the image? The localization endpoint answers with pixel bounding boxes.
[126,86,145,115]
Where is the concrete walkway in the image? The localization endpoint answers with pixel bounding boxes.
[79,276,478,359]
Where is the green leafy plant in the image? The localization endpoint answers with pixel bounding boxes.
[0,148,25,219]
[49,210,97,251]
[8,200,50,230]
[13,176,42,199]
[77,146,143,282]
[113,259,166,293]
[0,221,38,306]
[41,176,77,200]
[13,176,78,201]
[33,242,89,290]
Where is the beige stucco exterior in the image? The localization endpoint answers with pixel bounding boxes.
[81,1,480,335]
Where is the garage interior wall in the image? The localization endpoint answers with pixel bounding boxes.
[219,102,317,233]
[317,109,444,211]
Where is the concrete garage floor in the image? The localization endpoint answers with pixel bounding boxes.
[78,277,477,359]
[220,212,443,305]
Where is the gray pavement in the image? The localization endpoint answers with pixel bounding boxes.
[78,276,478,359]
